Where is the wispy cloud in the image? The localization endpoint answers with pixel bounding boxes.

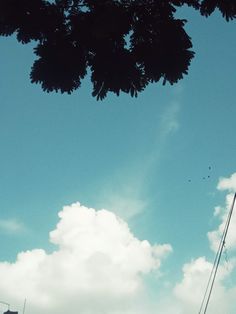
[95,177,149,220]
[159,101,180,140]
[95,91,183,220]
[0,218,26,235]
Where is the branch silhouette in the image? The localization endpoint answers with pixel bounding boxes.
[0,0,235,99]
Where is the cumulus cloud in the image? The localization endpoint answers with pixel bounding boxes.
[0,202,172,314]
[4,173,236,314]
[167,172,236,314]
[173,257,236,314]
[135,172,236,314]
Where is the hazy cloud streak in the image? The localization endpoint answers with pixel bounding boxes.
[0,218,26,235]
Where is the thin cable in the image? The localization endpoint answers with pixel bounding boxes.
[198,242,221,313]
[202,194,235,313]
[22,299,27,314]
[203,193,236,314]
[198,195,234,314]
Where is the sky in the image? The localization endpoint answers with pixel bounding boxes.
[0,5,236,314]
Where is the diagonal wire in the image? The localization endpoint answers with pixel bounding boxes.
[198,192,236,314]
[203,193,236,313]
[198,199,232,314]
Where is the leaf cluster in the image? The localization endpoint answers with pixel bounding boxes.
[0,0,235,99]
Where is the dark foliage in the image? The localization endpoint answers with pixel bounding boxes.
[200,0,236,21]
[0,0,235,99]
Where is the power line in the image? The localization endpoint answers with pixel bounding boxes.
[22,299,26,314]
[198,192,236,314]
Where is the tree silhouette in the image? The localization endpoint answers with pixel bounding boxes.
[0,0,235,99]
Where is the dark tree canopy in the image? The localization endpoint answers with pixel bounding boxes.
[0,0,235,99]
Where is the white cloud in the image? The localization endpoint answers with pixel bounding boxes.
[165,173,236,314]
[0,202,172,314]
[208,173,236,252]
[3,172,236,314]
[173,257,236,314]
[217,173,236,192]
[0,218,26,235]
[114,172,236,314]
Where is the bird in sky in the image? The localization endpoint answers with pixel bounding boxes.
[188,166,212,182]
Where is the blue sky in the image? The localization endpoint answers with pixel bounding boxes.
[0,6,236,314]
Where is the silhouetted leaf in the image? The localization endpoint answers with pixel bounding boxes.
[201,0,236,21]
[0,0,235,99]
[31,39,87,93]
